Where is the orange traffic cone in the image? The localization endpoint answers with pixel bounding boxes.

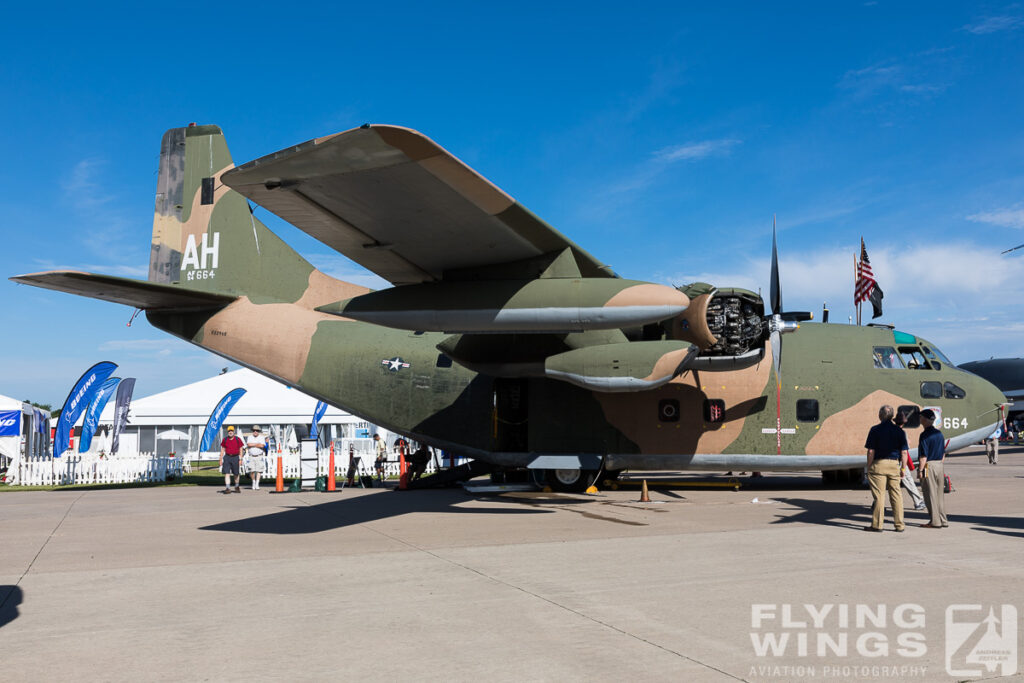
[275,454,284,493]
[398,442,408,490]
[640,479,650,503]
[327,443,336,492]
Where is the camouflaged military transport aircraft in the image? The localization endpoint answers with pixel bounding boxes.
[11,124,1007,490]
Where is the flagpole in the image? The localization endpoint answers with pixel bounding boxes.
[854,253,860,325]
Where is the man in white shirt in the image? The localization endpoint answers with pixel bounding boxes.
[246,425,268,490]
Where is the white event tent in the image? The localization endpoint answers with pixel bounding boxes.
[89,369,388,460]
[0,393,51,470]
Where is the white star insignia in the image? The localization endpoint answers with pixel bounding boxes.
[382,357,410,371]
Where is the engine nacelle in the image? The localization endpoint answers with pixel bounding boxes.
[544,340,697,392]
[316,279,689,333]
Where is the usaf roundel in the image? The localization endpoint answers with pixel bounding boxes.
[382,357,411,372]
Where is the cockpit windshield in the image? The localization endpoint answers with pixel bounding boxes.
[922,344,953,365]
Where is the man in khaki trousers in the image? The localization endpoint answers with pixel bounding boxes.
[864,405,909,532]
[917,409,948,528]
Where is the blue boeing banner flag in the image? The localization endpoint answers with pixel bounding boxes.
[54,361,118,457]
[0,410,20,437]
[78,377,121,453]
[110,378,135,455]
[199,388,246,453]
[310,400,328,441]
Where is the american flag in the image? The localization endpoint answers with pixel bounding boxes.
[855,238,884,318]
[855,238,876,303]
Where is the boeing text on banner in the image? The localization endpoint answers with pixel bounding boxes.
[0,410,20,437]
[53,361,117,457]
[199,388,246,453]
[110,377,135,454]
[78,377,121,453]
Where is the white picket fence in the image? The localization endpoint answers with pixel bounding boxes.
[5,445,458,487]
[10,453,183,486]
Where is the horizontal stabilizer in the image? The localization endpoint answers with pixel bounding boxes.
[10,271,237,310]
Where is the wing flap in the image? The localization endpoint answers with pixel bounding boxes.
[222,125,613,285]
[10,271,237,310]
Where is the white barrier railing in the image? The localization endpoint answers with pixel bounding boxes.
[244,449,439,480]
[11,453,184,486]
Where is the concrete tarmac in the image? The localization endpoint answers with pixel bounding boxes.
[0,447,1021,682]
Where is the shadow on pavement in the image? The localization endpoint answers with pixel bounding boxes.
[201,488,553,535]
[0,585,23,629]
[771,498,1024,535]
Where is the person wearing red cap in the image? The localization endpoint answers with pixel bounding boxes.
[219,427,244,493]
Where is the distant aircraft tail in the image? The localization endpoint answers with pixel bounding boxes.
[149,125,320,304]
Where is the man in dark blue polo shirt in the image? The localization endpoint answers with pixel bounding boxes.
[864,404,910,532]
[917,409,947,528]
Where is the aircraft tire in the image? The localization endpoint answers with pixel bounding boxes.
[545,467,601,493]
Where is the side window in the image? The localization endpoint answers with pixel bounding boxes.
[703,399,725,423]
[944,382,966,399]
[920,381,942,399]
[898,405,921,429]
[435,354,453,368]
[873,346,904,369]
[796,399,819,422]
[659,399,680,422]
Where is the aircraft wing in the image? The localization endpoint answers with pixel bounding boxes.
[10,271,237,310]
[222,125,614,285]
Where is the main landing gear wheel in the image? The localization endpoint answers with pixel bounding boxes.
[545,467,602,493]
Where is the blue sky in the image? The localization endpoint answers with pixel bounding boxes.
[2,2,1023,406]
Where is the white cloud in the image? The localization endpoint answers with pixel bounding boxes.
[966,207,1024,229]
[662,242,1024,362]
[963,15,1022,34]
[899,83,947,95]
[598,137,744,201]
[654,139,741,163]
[62,158,115,210]
[838,63,904,97]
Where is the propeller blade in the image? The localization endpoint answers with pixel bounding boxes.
[780,311,813,322]
[770,327,782,382]
[770,216,781,315]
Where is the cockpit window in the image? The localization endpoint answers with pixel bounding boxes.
[873,346,904,369]
[931,346,953,365]
[899,347,930,370]
[920,346,942,370]
[944,382,966,399]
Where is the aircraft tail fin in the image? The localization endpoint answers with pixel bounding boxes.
[149,125,319,304]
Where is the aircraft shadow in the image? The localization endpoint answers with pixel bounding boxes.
[772,498,1024,535]
[201,488,553,535]
[0,585,23,629]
